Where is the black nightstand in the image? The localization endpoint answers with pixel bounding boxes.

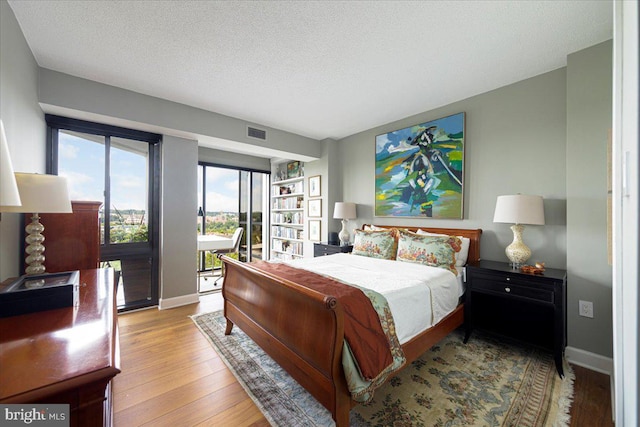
[464,260,567,377]
[313,242,353,257]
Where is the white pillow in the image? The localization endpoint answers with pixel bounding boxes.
[363,224,386,231]
[416,230,471,266]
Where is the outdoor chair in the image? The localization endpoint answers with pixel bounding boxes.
[211,227,243,286]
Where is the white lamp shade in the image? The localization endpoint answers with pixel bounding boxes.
[0,120,22,208]
[493,195,545,225]
[333,202,356,220]
[1,173,72,214]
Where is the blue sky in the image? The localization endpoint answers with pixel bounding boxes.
[58,132,147,211]
[59,132,266,214]
[200,166,266,213]
[202,167,240,213]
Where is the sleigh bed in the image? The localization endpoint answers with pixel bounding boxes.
[220,225,482,426]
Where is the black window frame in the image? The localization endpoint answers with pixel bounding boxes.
[197,161,270,269]
[46,114,162,310]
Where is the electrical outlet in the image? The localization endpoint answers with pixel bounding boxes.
[579,300,594,318]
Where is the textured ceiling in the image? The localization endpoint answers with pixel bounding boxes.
[8,0,612,141]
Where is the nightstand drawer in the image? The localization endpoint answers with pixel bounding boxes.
[313,243,353,257]
[316,246,341,256]
[472,277,554,303]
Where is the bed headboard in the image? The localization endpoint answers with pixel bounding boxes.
[361,224,483,264]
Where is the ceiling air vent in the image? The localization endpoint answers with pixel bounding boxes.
[247,126,266,140]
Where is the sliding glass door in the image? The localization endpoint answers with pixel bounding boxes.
[47,115,161,311]
[197,163,269,281]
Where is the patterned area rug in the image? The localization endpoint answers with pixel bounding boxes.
[192,310,574,427]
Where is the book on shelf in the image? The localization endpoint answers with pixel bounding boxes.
[272,239,303,255]
[272,212,303,225]
[273,181,303,196]
[272,197,303,210]
[271,226,303,240]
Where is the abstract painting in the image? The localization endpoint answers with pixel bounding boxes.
[375,112,465,218]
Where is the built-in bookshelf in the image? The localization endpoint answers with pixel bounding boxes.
[271,162,304,260]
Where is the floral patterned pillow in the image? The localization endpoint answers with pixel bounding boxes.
[416,230,471,267]
[352,228,398,260]
[396,230,462,274]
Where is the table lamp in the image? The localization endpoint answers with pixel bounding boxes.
[333,202,356,246]
[493,194,545,268]
[1,173,72,274]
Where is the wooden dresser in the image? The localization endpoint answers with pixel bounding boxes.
[32,200,102,273]
[0,269,120,426]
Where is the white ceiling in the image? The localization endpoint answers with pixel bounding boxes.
[9,0,612,142]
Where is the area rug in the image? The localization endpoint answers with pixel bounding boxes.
[192,310,574,427]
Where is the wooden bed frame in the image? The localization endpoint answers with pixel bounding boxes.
[220,225,482,426]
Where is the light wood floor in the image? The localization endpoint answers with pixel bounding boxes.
[113,292,613,426]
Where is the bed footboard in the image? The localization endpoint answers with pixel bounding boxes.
[220,255,352,426]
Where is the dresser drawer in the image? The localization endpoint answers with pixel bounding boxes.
[472,277,554,303]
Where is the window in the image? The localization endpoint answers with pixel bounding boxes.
[197,163,269,281]
[47,115,161,311]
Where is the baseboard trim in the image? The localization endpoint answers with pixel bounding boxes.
[565,346,614,376]
[159,293,200,310]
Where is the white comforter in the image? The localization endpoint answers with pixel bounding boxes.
[286,253,460,344]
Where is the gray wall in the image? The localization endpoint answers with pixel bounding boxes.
[337,42,613,359]
[339,69,568,268]
[301,138,342,255]
[566,41,613,357]
[161,135,199,299]
[37,69,322,162]
[198,146,270,172]
[0,0,46,280]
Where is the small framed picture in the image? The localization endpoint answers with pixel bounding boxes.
[308,199,322,217]
[287,161,301,179]
[309,220,321,241]
[308,175,321,197]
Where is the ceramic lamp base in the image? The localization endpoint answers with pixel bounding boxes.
[25,213,46,275]
[505,224,531,268]
[338,219,350,246]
